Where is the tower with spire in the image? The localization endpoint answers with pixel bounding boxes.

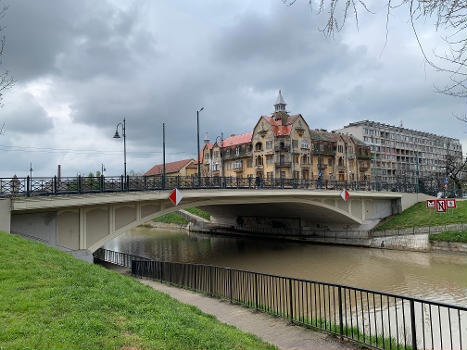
[274,90,287,112]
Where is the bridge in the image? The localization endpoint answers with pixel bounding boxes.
[0,175,434,261]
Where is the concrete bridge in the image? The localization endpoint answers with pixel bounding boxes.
[0,188,432,261]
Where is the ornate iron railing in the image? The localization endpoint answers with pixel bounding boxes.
[0,175,441,198]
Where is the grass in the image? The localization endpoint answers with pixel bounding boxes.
[374,201,467,231]
[153,212,189,225]
[0,232,275,350]
[429,230,467,243]
[185,207,211,221]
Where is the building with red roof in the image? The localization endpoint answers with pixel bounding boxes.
[145,158,197,177]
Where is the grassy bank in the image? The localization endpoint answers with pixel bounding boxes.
[429,230,467,243]
[0,232,275,349]
[375,201,467,231]
[153,212,189,225]
[185,207,210,220]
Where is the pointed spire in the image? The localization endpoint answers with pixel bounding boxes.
[204,132,210,145]
[274,90,286,112]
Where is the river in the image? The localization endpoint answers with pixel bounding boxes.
[103,227,467,306]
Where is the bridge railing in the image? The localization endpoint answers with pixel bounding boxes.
[0,174,439,198]
[94,248,467,350]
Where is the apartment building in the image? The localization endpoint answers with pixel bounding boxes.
[200,91,372,182]
[337,120,463,184]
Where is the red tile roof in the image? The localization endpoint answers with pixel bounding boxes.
[145,158,194,176]
[262,114,300,136]
[219,132,252,147]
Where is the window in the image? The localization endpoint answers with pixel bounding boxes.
[213,163,219,171]
[234,160,243,169]
[247,159,253,168]
[301,140,309,149]
[214,151,219,159]
[292,139,298,148]
[256,156,263,166]
[204,153,209,159]
[266,154,273,165]
[226,161,231,170]
[266,141,273,149]
[235,147,240,156]
[338,145,344,153]
[328,158,333,166]
[255,142,263,151]
[226,149,230,156]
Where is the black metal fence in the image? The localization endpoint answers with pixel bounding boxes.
[95,248,467,350]
[0,174,439,198]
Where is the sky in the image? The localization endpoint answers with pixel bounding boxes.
[0,0,465,177]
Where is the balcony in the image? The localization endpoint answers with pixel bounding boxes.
[275,162,292,168]
[274,145,290,152]
[234,166,243,172]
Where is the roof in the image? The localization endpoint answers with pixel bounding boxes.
[261,114,300,136]
[199,143,213,162]
[309,129,368,147]
[145,158,194,176]
[218,132,252,147]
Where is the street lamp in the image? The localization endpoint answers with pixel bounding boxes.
[113,118,127,185]
[215,133,224,179]
[196,107,204,187]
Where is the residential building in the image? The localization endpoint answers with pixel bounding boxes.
[337,120,463,185]
[145,158,197,177]
[200,91,372,181]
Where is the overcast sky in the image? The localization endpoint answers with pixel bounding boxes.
[0,0,465,177]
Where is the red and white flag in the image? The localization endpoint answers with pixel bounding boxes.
[340,189,349,201]
[168,188,183,206]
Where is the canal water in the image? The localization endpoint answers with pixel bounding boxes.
[104,227,467,306]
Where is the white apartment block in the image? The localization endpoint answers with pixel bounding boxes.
[337,120,463,184]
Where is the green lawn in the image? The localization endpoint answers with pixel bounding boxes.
[429,230,467,243]
[375,201,467,231]
[153,212,189,225]
[185,207,211,221]
[0,232,275,350]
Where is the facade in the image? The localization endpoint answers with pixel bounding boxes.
[145,158,197,177]
[337,120,463,185]
[200,91,372,182]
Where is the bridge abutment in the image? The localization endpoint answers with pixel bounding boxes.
[0,198,11,233]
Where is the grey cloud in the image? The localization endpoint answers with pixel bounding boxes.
[1,91,52,134]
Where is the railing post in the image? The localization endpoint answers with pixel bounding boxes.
[338,287,344,338]
[254,273,259,310]
[229,268,233,302]
[100,175,104,192]
[209,267,213,297]
[120,175,124,192]
[126,175,130,191]
[78,175,82,193]
[410,299,417,350]
[288,279,294,323]
[26,176,30,197]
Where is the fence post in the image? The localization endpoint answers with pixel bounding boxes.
[410,299,417,350]
[209,267,214,297]
[338,287,344,338]
[288,279,294,323]
[229,268,233,302]
[54,176,57,194]
[254,273,259,310]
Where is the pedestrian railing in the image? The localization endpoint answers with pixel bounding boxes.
[95,248,467,350]
[0,174,438,198]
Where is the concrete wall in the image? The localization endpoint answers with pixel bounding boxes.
[11,212,57,246]
[0,198,11,233]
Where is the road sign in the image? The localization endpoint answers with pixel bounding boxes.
[444,178,449,184]
[446,199,456,209]
[169,188,183,206]
[318,172,322,178]
[340,189,349,201]
[436,199,447,213]
[426,200,436,209]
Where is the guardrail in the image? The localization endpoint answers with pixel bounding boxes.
[95,248,467,350]
[0,175,440,198]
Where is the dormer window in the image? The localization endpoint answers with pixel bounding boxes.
[235,146,240,156]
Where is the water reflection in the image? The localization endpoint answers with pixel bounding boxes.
[104,227,467,305]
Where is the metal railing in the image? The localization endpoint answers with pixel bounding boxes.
[0,174,439,198]
[95,248,467,350]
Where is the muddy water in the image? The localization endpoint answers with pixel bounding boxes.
[103,227,467,305]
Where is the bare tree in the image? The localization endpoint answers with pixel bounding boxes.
[284,0,466,97]
[0,2,13,105]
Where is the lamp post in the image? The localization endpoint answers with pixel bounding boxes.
[162,122,166,189]
[196,107,204,187]
[113,117,127,187]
